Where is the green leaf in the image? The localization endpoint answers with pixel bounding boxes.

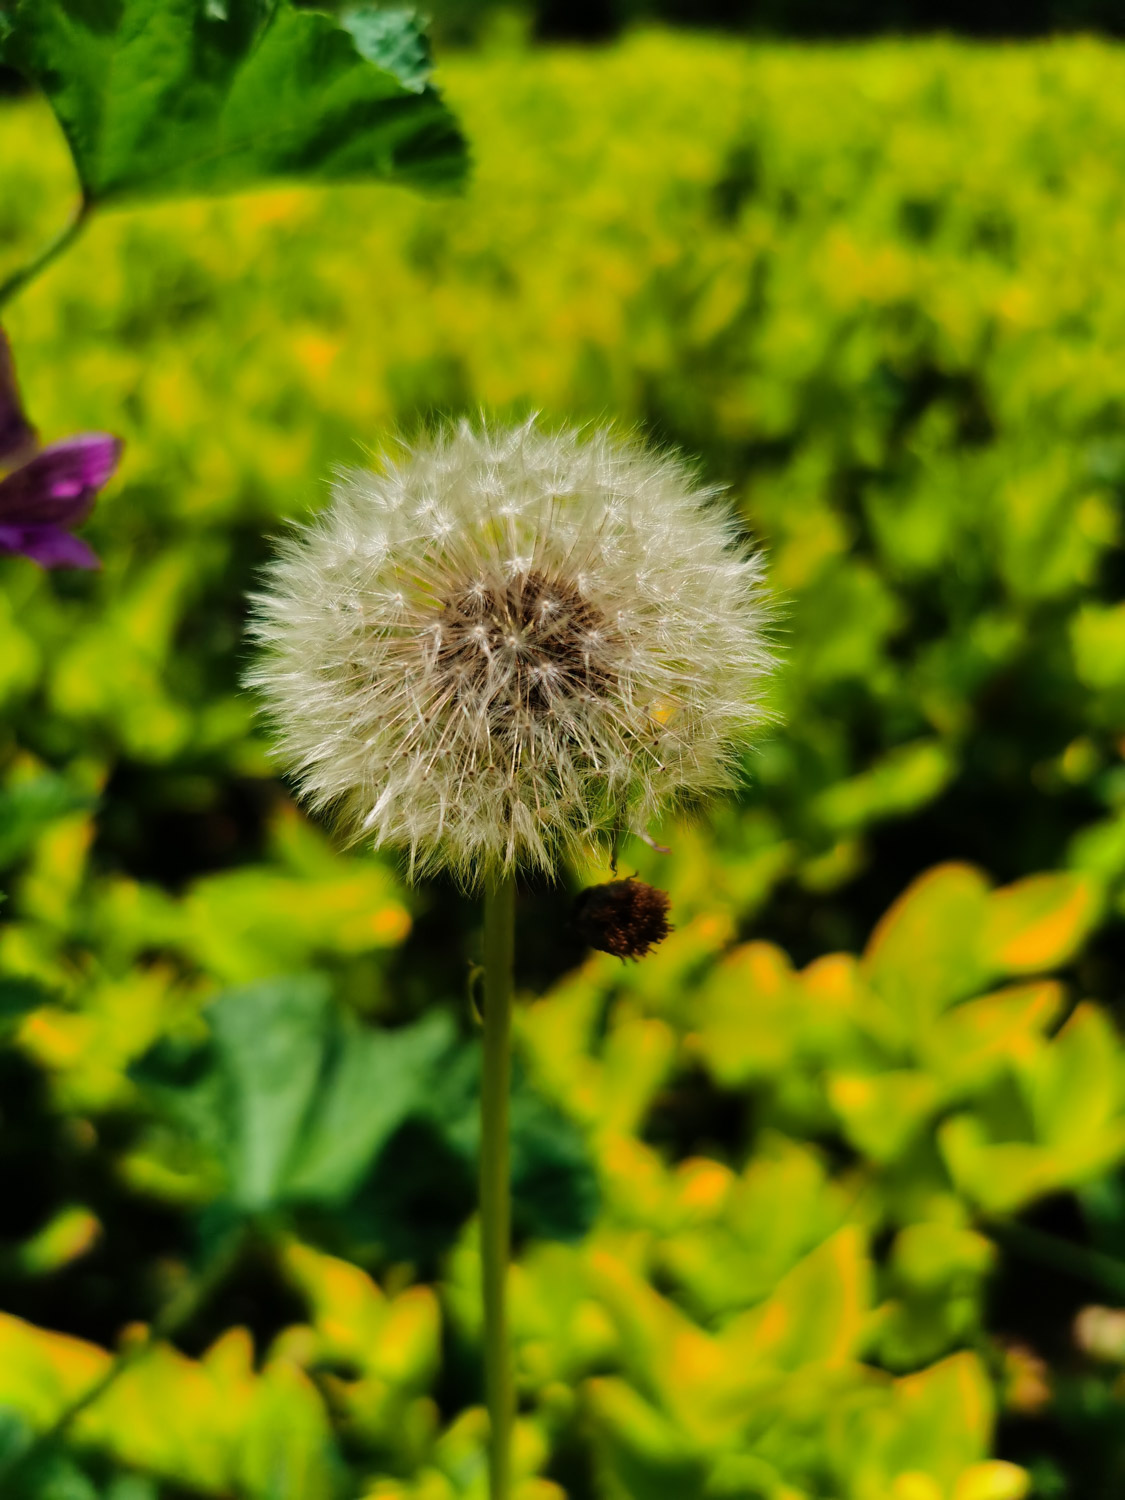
[981,870,1103,975]
[5,0,467,206]
[920,981,1065,1106]
[0,775,94,870]
[1021,1002,1122,1154]
[584,1378,708,1500]
[0,1408,32,1469]
[134,974,463,1214]
[828,1069,940,1163]
[364,1044,599,1256]
[811,739,955,836]
[835,1352,996,1493]
[9,1205,101,1277]
[206,973,332,1210]
[283,1007,456,1203]
[862,862,991,1026]
[721,1226,870,1371]
[0,1444,101,1500]
[130,1032,237,1181]
[339,6,433,93]
[1072,601,1125,691]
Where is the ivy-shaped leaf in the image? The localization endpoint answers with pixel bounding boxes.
[2,0,467,206]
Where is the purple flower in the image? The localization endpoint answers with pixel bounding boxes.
[0,329,121,571]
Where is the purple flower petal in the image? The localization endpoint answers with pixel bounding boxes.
[0,330,37,466]
[0,523,100,570]
[0,434,122,527]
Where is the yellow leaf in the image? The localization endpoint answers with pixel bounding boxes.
[722,1226,870,1371]
[14,1206,101,1276]
[982,871,1102,973]
[924,981,1065,1090]
[863,864,991,1024]
[892,1476,943,1500]
[283,1240,386,1336]
[0,1311,107,1427]
[953,1461,1031,1500]
[694,941,799,1085]
[829,1071,939,1162]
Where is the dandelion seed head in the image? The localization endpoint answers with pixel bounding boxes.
[245,418,774,886]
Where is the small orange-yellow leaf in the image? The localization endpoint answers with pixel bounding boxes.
[983,872,1102,973]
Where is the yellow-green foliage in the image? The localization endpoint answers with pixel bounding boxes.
[2,28,1125,1500]
[2,860,1106,1497]
[3,32,1125,900]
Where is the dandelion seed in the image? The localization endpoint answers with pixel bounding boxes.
[245,418,774,886]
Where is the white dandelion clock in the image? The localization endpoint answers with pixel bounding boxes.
[244,417,775,1500]
[245,418,773,888]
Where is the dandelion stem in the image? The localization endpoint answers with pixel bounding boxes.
[481,872,516,1500]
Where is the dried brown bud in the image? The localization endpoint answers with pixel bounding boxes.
[573,876,672,961]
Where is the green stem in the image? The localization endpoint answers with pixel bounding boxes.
[481,873,516,1500]
[0,1223,246,1485]
[0,199,91,313]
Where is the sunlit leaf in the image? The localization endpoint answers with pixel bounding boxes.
[281,1240,440,1388]
[1021,1002,1122,1154]
[721,1226,870,1372]
[692,941,799,1086]
[833,1352,996,1497]
[981,871,1102,974]
[923,981,1065,1094]
[812,740,954,836]
[1071,601,1125,691]
[9,1206,101,1277]
[828,1070,940,1163]
[863,863,991,1024]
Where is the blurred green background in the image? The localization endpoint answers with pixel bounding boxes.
[3,17,1125,1500]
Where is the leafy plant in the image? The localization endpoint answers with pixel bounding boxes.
[1,26,1124,1500]
[0,0,466,306]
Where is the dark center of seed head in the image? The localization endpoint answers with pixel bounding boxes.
[437,568,612,709]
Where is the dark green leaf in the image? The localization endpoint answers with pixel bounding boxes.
[1,1446,100,1500]
[133,974,458,1212]
[508,1081,601,1243]
[132,972,595,1234]
[0,1408,32,1468]
[130,1033,237,1174]
[5,0,467,205]
[0,977,52,1027]
[205,972,332,1210]
[357,1117,477,1262]
[283,1007,456,1203]
[360,1045,599,1257]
